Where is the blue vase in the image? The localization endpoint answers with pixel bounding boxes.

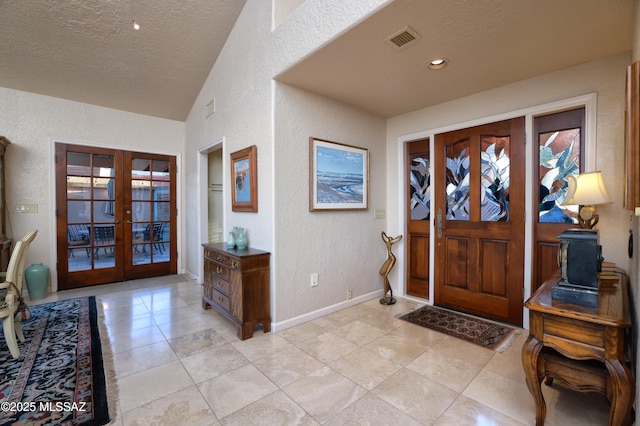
[25,263,49,300]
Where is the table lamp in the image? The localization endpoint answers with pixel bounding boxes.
[562,171,612,229]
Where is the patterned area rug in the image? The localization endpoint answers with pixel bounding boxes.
[399,305,519,352]
[0,297,114,425]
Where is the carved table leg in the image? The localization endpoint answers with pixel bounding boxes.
[605,358,635,426]
[522,335,546,425]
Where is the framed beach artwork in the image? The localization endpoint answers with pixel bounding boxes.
[230,145,258,212]
[309,137,369,211]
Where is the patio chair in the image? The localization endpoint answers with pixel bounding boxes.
[0,229,37,358]
[68,224,90,257]
[92,225,115,259]
[142,223,165,254]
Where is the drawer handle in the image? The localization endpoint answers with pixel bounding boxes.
[216,266,223,274]
[217,281,223,287]
[218,296,224,303]
[232,260,240,269]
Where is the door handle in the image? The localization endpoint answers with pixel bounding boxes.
[437,208,443,238]
[126,220,133,224]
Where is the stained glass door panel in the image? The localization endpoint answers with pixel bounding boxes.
[480,136,510,222]
[538,128,580,223]
[445,139,470,221]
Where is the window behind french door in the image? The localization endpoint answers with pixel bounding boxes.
[56,143,177,289]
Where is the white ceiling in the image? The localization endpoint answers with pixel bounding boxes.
[0,0,247,121]
[0,0,634,122]
[277,0,635,118]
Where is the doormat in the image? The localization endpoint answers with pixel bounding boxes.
[398,305,519,352]
[0,297,115,425]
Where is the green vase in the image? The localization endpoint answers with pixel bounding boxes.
[25,263,49,300]
[235,228,247,249]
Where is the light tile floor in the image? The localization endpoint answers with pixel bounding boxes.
[33,275,611,425]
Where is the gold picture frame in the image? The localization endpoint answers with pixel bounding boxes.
[230,145,258,212]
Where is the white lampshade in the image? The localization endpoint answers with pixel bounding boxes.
[563,171,612,206]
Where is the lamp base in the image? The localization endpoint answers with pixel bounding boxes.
[577,206,599,229]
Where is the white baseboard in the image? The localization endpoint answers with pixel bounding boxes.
[270,289,383,333]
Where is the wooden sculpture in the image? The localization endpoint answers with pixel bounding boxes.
[379,231,402,305]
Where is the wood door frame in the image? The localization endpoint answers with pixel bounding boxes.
[394,94,597,327]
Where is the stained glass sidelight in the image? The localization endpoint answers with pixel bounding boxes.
[480,136,510,222]
[410,154,430,220]
[538,129,580,223]
[445,139,470,220]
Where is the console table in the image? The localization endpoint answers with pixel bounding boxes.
[522,270,634,426]
[202,243,271,340]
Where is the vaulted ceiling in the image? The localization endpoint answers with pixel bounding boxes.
[0,0,247,121]
[0,0,634,121]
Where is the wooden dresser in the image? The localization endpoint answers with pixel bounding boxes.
[202,243,271,340]
[522,269,634,426]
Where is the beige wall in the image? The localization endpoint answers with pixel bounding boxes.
[273,83,387,325]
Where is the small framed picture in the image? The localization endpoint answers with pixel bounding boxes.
[309,137,369,211]
[230,145,258,212]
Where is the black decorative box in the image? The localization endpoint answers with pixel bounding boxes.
[552,229,603,308]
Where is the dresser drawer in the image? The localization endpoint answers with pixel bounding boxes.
[204,248,240,271]
[212,263,230,280]
[212,275,230,295]
[211,288,231,311]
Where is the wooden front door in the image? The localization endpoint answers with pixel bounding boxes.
[56,143,177,289]
[434,118,525,325]
[406,139,430,298]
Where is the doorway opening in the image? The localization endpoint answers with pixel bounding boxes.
[197,138,224,284]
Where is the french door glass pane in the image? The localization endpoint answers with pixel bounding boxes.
[538,129,580,223]
[131,157,170,265]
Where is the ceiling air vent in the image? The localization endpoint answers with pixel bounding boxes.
[385,26,420,50]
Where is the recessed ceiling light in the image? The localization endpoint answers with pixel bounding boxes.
[132,19,141,30]
[427,58,448,70]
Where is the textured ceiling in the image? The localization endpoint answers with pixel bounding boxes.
[277,0,635,118]
[0,1,634,122]
[0,0,247,121]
